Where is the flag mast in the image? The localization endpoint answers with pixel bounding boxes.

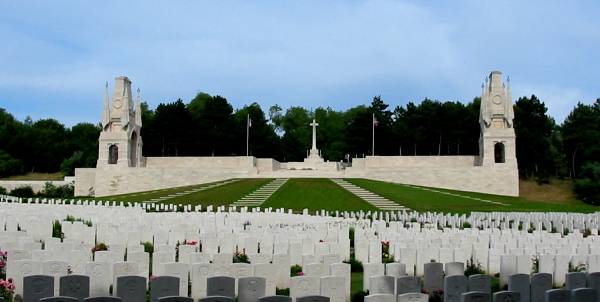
[372,113,376,156]
[246,114,250,156]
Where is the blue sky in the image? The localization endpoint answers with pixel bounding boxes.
[1,1,599,127]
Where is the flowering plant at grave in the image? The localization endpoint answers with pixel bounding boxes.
[67,266,73,275]
[91,243,109,252]
[290,264,303,276]
[465,256,486,276]
[233,251,249,263]
[0,250,7,278]
[569,261,588,273]
[423,289,443,302]
[0,277,15,302]
[381,241,394,263]
[187,241,198,246]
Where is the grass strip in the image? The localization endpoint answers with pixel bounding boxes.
[262,178,380,214]
[345,178,598,214]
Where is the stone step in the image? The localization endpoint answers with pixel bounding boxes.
[232,178,289,207]
[330,179,410,211]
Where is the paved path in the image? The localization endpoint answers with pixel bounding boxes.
[145,179,240,203]
[232,178,289,207]
[331,178,410,211]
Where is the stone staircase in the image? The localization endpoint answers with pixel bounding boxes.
[331,178,410,211]
[145,179,240,203]
[232,178,289,207]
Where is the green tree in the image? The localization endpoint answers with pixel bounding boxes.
[197,95,236,156]
[30,118,69,172]
[314,107,348,161]
[0,150,25,177]
[234,103,281,158]
[575,161,600,205]
[279,106,312,162]
[514,95,556,177]
[561,100,600,177]
[345,105,372,157]
[145,99,195,156]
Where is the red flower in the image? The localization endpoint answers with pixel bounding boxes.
[297,272,304,276]
[187,241,198,245]
[319,239,324,242]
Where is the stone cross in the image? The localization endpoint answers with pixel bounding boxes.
[310,119,319,150]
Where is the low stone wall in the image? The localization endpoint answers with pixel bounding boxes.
[256,158,281,171]
[353,155,479,168]
[345,164,519,196]
[75,155,518,197]
[145,156,256,168]
[286,161,339,171]
[80,166,257,197]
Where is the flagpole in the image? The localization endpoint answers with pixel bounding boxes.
[372,113,375,156]
[246,114,250,156]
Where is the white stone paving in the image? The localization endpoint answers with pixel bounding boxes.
[331,179,410,211]
[232,178,289,207]
[145,179,240,203]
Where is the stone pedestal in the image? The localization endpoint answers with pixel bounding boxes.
[305,149,324,163]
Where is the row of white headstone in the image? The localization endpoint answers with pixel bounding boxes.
[3,198,600,301]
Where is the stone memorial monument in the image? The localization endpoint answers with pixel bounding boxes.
[75,71,519,197]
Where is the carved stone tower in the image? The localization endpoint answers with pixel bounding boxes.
[479,71,517,167]
[97,76,143,167]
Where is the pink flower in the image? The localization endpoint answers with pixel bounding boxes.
[149,275,156,279]
[0,261,5,266]
[9,284,16,290]
[7,277,13,283]
[0,250,8,257]
[297,272,304,276]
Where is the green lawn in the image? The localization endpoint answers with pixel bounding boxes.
[162,178,274,207]
[262,178,380,213]
[91,178,598,214]
[99,179,274,207]
[345,178,599,213]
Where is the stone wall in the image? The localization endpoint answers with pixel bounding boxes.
[75,154,519,197]
[346,155,519,196]
[145,156,256,168]
[256,158,281,171]
[73,168,97,196]
[77,166,256,197]
[353,155,480,168]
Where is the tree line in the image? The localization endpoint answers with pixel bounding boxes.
[2,93,600,204]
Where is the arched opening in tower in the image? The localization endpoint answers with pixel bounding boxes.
[494,142,505,163]
[109,144,118,164]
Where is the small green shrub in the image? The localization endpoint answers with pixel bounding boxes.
[233,252,249,263]
[52,220,62,239]
[351,290,369,302]
[9,185,34,198]
[465,256,486,276]
[343,258,363,272]
[142,242,154,254]
[290,264,303,276]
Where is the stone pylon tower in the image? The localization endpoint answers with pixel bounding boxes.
[97,76,143,167]
[479,71,517,167]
